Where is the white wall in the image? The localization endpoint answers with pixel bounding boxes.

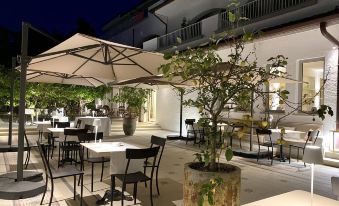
[156,23,339,148]
[156,86,200,133]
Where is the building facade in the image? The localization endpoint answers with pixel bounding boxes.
[103,0,339,162]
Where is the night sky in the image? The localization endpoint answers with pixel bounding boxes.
[0,0,143,35]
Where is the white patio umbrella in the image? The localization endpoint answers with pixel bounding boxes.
[26,71,112,87]
[27,33,167,81]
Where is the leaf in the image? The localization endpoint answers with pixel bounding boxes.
[225,147,233,161]
[176,37,182,44]
[208,192,214,205]
[228,11,236,23]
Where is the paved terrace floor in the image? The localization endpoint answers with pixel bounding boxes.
[0,130,338,205]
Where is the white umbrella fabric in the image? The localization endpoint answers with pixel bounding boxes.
[27,33,167,81]
[26,71,112,87]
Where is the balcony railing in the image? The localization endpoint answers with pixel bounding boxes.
[158,21,202,49]
[220,0,316,30]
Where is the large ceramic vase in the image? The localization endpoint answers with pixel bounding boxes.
[123,117,137,136]
[184,162,241,206]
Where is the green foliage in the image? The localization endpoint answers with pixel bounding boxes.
[0,70,110,118]
[198,177,224,206]
[317,105,333,120]
[159,36,288,171]
[111,87,151,118]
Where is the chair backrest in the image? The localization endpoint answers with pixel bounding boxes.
[124,147,160,181]
[37,141,53,179]
[331,176,339,200]
[75,119,82,128]
[24,131,30,148]
[185,119,195,126]
[310,130,320,144]
[64,128,88,136]
[256,128,272,144]
[52,121,70,128]
[78,132,104,142]
[150,135,166,167]
[84,124,95,133]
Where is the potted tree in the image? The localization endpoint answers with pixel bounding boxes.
[111,86,150,136]
[160,30,295,205]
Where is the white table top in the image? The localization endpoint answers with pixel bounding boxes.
[81,142,142,174]
[47,127,81,133]
[34,121,51,125]
[242,190,339,206]
[78,116,110,119]
[81,142,139,153]
[270,129,306,134]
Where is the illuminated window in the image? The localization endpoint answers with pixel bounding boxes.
[301,59,324,112]
[268,66,286,111]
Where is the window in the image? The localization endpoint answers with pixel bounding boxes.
[301,59,324,112]
[267,66,286,111]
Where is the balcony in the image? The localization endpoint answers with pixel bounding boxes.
[220,0,317,30]
[143,0,324,51]
[158,22,202,50]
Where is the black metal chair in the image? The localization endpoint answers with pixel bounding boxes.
[110,146,160,206]
[78,132,110,192]
[228,124,244,148]
[49,121,70,159]
[58,128,88,167]
[184,119,196,144]
[75,119,82,128]
[37,141,84,206]
[288,130,319,166]
[144,135,166,195]
[256,128,276,165]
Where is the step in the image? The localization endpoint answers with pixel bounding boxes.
[323,157,339,168]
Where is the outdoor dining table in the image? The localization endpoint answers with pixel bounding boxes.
[75,116,111,137]
[269,128,306,162]
[81,141,143,201]
[242,190,339,206]
[34,121,51,141]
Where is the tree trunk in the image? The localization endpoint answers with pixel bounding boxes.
[209,118,218,171]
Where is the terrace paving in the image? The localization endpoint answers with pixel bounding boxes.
[0,129,338,205]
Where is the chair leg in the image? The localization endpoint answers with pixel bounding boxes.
[58,143,61,168]
[144,166,147,188]
[25,149,30,169]
[257,146,260,162]
[156,168,160,195]
[51,137,54,159]
[91,163,94,192]
[80,174,83,206]
[150,180,153,206]
[100,161,104,182]
[121,183,125,206]
[40,177,48,205]
[289,146,291,164]
[111,175,115,206]
[133,183,137,205]
[270,147,273,165]
[49,179,54,206]
[74,176,76,200]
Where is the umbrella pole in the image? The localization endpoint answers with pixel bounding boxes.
[17,22,29,181]
[8,57,16,146]
[179,90,183,137]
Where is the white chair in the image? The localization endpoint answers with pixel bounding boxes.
[331,176,339,200]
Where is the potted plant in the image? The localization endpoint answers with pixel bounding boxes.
[160,28,294,204]
[111,87,150,136]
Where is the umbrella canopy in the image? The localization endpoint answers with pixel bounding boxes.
[26,71,112,87]
[27,33,167,82]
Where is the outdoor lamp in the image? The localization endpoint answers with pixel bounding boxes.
[92,119,101,143]
[303,145,323,206]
